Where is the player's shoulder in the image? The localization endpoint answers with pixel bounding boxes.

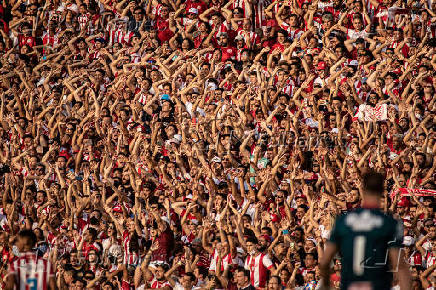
[10,252,52,271]
[339,208,400,230]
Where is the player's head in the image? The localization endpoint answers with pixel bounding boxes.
[362,171,385,197]
[16,229,37,252]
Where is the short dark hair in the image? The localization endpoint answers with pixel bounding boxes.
[363,171,385,196]
[305,252,318,260]
[261,227,272,236]
[184,272,196,282]
[269,275,282,285]
[102,281,114,289]
[197,266,208,278]
[18,230,37,248]
[246,236,258,244]
[237,267,250,278]
[87,228,98,239]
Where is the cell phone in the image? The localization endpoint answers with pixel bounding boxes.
[282,229,289,235]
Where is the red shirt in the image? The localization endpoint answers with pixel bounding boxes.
[155,16,174,43]
[271,42,284,52]
[151,227,174,263]
[185,0,207,14]
[220,46,237,62]
[18,35,36,48]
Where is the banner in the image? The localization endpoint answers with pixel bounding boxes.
[353,104,388,122]
[387,7,410,25]
[390,188,436,199]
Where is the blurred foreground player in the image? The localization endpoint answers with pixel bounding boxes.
[320,171,411,290]
[5,230,57,290]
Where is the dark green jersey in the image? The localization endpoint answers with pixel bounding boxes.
[329,207,403,290]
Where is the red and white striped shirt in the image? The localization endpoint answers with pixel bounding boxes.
[150,277,171,288]
[232,0,247,16]
[8,252,55,290]
[122,230,139,265]
[208,20,230,41]
[280,24,303,40]
[89,50,101,60]
[110,29,134,45]
[253,0,271,28]
[244,252,274,288]
[209,249,234,272]
[42,31,59,49]
[77,13,90,31]
[237,30,260,47]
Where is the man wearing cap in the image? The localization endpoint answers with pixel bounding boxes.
[173,5,199,29]
[89,37,105,60]
[313,61,328,87]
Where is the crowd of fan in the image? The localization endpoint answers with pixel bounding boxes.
[0,0,435,287]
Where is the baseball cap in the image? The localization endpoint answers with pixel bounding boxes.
[403,236,415,246]
[296,194,307,201]
[397,196,410,208]
[173,134,182,142]
[260,234,271,243]
[317,61,326,70]
[165,138,180,145]
[160,94,171,101]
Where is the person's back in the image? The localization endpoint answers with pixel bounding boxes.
[5,230,56,290]
[9,251,55,290]
[320,171,411,290]
[329,207,402,289]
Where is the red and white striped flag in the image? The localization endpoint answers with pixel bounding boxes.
[353,104,388,122]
